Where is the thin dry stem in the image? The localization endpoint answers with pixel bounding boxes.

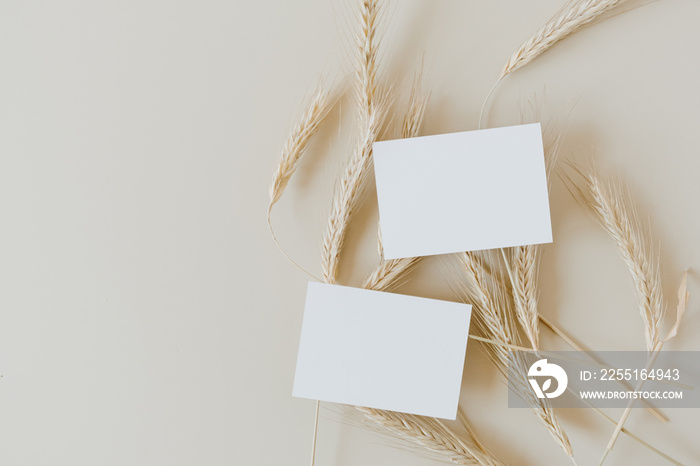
[501,0,636,78]
[599,274,689,464]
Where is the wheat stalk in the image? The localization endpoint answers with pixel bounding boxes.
[321,0,386,284]
[318,5,502,462]
[567,166,690,464]
[400,68,429,141]
[501,0,638,78]
[356,0,380,119]
[357,407,502,465]
[457,251,575,461]
[454,252,680,464]
[322,103,386,283]
[268,85,334,214]
[363,256,422,291]
[480,0,639,127]
[509,245,541,349]
[571,167,664,352]
[267,83,339,280]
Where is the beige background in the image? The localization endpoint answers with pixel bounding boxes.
[1,1,699,465]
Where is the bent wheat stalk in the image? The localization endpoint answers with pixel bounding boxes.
[480,0,641,127]
[510,244,541,349]
[501,0,638,79]
[572,167,664,352]
[322,103,387,283]
[321,0,386,284]
[569,166,688,464]
[268,85,334,213]
[267,84,336,280]
[358,407,503,466]
[457,251,576,463]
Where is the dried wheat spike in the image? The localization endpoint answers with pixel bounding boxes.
[356,407,503,465]
[321,103,386,283]
[268,85,333,213]
[572,167,664,352]
[501,0,636,78]
[321,0,385,284]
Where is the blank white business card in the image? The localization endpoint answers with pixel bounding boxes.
[293,282,471,420]
[373,123,552,259]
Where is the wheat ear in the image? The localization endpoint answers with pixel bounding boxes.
[400,68,429,141]
[268,85,333,213]
[457,252,575,461]
[267,84,336,280]
[363,256,422,291]
[572,167,664,352]
[357,408,502,466]
[509,245,541,349]
[501,0,636,78]
[322,103,386,283]
[356,0,380,119]
[569,167,688,464]
[508,115,564,350]
[322,0,385,284]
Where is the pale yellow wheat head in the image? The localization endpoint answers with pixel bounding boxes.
[571,166,664,352]
[510,245,541,350]
[321,101,387,283]
[357,407,503,466]
[501,0,635,78]
[321,0,386,284]
[356,0,380,118]
[268,85,333,213]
